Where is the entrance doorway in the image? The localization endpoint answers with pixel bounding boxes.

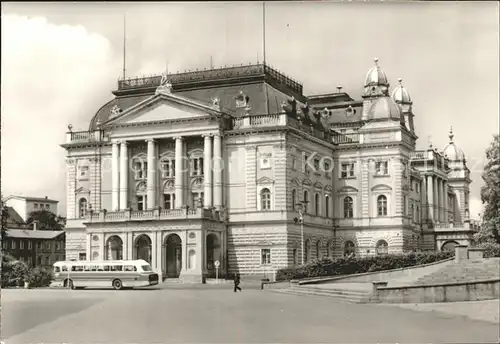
[206,234,220,277]
[165,234,182,278]
[441,240,460,251]
[135,235,152,263]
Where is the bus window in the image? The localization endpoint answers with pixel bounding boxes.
[62,266,68,272]
[103,265,110,272]
[91,265,98,271]
[72,266,83,272]
[54,266,61,273]
[141,265,153,272]
[97,265,104,271]
[111,265,122,271]
[84,265,92,272]
[124,265,136,272]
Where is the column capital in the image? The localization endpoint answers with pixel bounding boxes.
[112,140,120,146]
[145,138,156,143]
[202,133,213,139]
[212,132,223,138]
[173,136,183,141]
[120,140,128,146]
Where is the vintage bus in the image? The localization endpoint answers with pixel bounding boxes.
[51,260,159,290]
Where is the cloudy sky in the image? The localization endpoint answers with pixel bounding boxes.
[1,2,498,218]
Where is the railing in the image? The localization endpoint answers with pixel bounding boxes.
[409,151,427,159]
[117,63,303,94]
[86,207,222,223]
[249,114,281,126]
[332,133,360,144]
[66,130,110,144]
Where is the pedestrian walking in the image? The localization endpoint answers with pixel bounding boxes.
[233,273,242,292]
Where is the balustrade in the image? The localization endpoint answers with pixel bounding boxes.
[85,207,219,223]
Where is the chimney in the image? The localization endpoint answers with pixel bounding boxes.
[33,220,38,231]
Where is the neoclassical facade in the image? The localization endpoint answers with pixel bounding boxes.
[62,59,478,282]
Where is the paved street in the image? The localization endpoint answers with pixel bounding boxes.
[2,286,499,344]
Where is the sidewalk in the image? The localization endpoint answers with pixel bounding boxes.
[380,299,500,324]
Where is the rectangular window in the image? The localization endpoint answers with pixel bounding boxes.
[28,257,32,265]
[192,158,204,176]
[20,241,25,249]
[192,193,204,208]
[137,195,147,211]
[46,204,50,210]
[261,249,271,265]
[402,162,407,178]
[161,159,174,178]
[341,163,355,178]
[78,253,86,261]
[164,194,175,210]
[376,161,389,176]
[293,249,298,265]
[291,156,296,170]
[304,155,309,174]
[78,166,89,180]
[34,203,38,209]
[28,241,32,249]
[12,240,16,249]
[313,158,320,172]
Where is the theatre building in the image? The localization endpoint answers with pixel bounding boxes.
[62,59,478,282]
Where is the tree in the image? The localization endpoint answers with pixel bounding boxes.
[26,210,66,231]
[475,134,500,246]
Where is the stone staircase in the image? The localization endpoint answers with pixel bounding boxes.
[412,258,500,286]
[271,283,373,303]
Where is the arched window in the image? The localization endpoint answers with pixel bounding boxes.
[315,194,320,216]
[261,188,271,210]
[410,204,414,222]
[325,195,330,218]
[416,206,420,223]
[78,198,88,218]
[316,240,321,259]
[303,191,309,213]
[343,196,353,218]
[376,240,389,256]
[377,195,388,216]
[344,241,355,257]
[291,189,296,210]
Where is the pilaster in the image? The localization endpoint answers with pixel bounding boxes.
[427,175,434,222]
[112,142,120,211]
[66,159,77,219]
[245,145,257,210]
[119,141,129,210]
[273,143,287,210]
[203,134,213,207]
[213,134,223,208]
[146,139,157,209]
[361,159,370,218]
[174,136,184,208]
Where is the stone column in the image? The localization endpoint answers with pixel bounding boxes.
[99,234,105,261]
[119,141,128,210]
[127,232,133,260]
[174,137,184,208]
[151,231,157,271]
[111,142,120,211]
[213,133,223,209]
[156,232,163,282]
[146,139,157,210]
[439,179,444,222]
[203,134,213,208]
[444,181,449,223]
[433,176,439,221]
[426,175,434,222]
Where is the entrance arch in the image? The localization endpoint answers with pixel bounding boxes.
[165,234,182,278]
[135,235,152,263]
[441,240,460,251]
[206,234,220,276]
[106,235,123,260]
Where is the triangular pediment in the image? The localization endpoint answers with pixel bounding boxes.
[256,176,274,185]
[104,93,220,126]
[75,187,90,194]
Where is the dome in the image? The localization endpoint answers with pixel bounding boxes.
[442,127,465,161]
[391,78,412,104]
[365,57,389,87]
[367,96,402,122]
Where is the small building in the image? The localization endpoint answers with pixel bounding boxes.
[3,195,59,222]
[1,207,65,268]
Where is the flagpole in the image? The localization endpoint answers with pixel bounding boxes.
[122,13,127,80]
[263,1,266,65]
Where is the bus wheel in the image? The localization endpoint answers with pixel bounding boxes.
[112,279,123,290]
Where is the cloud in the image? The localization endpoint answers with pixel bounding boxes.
[1,14,117,213]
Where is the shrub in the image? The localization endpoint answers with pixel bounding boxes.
[275,251,454,281]
[479,242,500,258]
[1,254,29,287]
[26,266,53,288]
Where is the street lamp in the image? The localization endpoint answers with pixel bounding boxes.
[295,200,309,265]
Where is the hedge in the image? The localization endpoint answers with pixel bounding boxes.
[275,251,455,281]
[1,254,54,288]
